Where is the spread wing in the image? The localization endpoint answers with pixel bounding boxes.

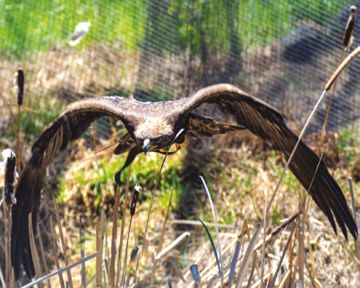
[186,113,244,137]
[12,96,137,279]
[181,83,358,240]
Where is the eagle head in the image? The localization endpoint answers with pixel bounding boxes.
[134,118,175,154]
[138,136,173,154]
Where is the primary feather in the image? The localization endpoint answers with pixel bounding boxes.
[12,84,357,280]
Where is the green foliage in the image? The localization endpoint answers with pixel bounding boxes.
[0,0,350,58]
[22,103,64,141]
[169,0,348,56]
[337,127,360,163]
[57,149,184,211]
[0,0,147,57]
[1,100,64,145]
[223,209,234,225]
[272,155,299,194]
[272,207,281,225]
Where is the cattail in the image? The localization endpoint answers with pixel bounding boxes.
[15,69,25,106]
[3,149,16,205]
[130,184,141,216]
[190,264,200,286]
[121,184,141,286]
[343,5,357,51]
[130,246,139,263]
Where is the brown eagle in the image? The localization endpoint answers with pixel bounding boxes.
[12,83,358,279]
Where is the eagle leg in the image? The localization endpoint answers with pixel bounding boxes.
[155,146,181,155]
[115,146,142,186]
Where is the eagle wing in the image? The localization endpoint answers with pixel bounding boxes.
[12,96,136,279]
[181,83,357,240]
[186,113,244,137]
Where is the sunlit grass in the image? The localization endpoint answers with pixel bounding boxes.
[0,0,148,57]
[1,98,64,147]
[57,143,185,212]
[0,0,350,58]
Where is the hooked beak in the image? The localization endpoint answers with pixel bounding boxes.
[143,139,150,155]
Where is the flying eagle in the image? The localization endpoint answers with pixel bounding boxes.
[12,83,358,279]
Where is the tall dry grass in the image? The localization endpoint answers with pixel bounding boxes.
[1,24,360,288]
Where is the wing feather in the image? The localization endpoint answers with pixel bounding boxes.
[182,84,358,239]
[186,113,244,137]
[12,96,136,279]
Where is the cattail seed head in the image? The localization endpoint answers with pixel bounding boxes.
[130,184,141,216]
[15,69,25,106]
[190,264,200,283]
[343,5,357,51]
[130,246,139,262]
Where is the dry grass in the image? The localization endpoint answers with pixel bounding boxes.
[0,43,360,288]
[2,137,357,287]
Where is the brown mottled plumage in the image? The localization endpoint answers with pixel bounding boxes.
[12,84,358,280]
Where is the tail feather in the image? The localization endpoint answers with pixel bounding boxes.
[288,134,358,240]
[11,158,45,279]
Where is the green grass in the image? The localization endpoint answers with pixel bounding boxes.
[337,126,360,163]
[0,99,64,148]
[0,0,350,58]
[0,0,148,57]
[57,147,184,211]
[21,102,64,141]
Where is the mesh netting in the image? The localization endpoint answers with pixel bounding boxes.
[1,0,359,134]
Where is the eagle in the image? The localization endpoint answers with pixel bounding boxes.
[11,83,358,279]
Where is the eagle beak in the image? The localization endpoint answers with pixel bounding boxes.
[143,139,150,155]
